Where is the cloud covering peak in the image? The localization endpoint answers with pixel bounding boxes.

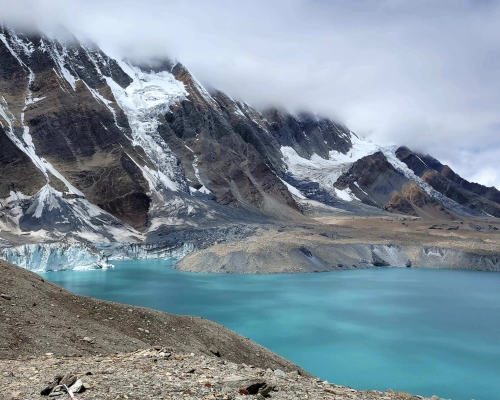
[2,0,500,187]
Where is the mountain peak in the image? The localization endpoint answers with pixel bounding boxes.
[0,25,498,266]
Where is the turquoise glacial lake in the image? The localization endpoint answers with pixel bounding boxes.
[40,260,500,400]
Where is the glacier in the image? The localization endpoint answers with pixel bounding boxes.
[0,243,111,272]
[0,241,197,272]
[97,242,196,261]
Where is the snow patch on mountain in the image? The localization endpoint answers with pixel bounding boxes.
[280,135,475,212]
[105,61,189,194]
[45,40,78,91]
[278,178,306,200]
[334,187,359,202]
[280,135,378,200]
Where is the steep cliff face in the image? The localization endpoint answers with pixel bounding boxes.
[0,27,154,233]
[0,26,498,252]
[0,26,362,239]
[332,152,453,218]
[396,146,500,217]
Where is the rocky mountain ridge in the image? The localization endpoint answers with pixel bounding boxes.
[1,26,499,271]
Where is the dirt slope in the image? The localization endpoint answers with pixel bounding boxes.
[0,260,303,374]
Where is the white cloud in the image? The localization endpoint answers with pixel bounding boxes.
[1,0,500,188]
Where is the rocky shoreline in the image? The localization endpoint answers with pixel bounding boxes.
[0,348,440,400]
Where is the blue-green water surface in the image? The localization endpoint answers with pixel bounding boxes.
[40,261,500,400]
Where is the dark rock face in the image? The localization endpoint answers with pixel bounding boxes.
[396,146,500,217]
[422,171,500,218]
[0,126,45,197]
[395,146,432,177]
[261,108,352,160]
[335,152,408,207]
[160,88,298,212]
[334,152,459,217]
[0,28,152,228]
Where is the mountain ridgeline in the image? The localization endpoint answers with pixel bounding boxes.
[1,26,499,248]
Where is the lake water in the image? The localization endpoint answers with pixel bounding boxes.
[40,260,500,400]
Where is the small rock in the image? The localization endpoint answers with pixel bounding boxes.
[209,347,221,357]
[82,337,94,343]
[288,370,300,378]
[60,373,77,387]
[258,384,274,397]
[68,379,85,394]
[0,294,11,300]
[221,376,266,394]
[49,385,63,395]
[40,375,63,396]
[274,369,287,377]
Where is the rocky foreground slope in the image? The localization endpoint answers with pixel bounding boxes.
[0,260,438,400]
[0,349,437,400]
[0,260,299,371]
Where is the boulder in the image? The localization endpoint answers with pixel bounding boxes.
[220,375,266,394]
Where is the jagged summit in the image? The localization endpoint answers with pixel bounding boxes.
[1,25,499,270]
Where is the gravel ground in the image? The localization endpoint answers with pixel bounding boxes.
[0,348,438,400]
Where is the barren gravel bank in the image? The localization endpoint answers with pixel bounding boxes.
[176,217,500,273]
[0,348,439,400]
[0,261,301,374]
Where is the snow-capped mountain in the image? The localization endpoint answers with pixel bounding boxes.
[1,26,499,269]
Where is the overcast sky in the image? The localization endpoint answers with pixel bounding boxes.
[2,0,500,188]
